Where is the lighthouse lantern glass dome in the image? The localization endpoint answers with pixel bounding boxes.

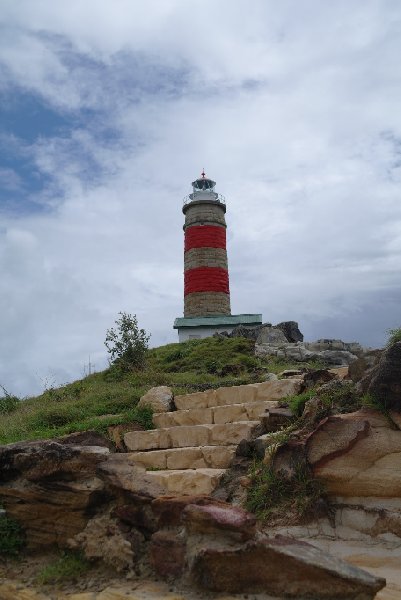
[192,177,216,193]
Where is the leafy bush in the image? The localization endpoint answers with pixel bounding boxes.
[35,551,91,585]
[0,514,25,556]
[387,327,401,347]
[0,386,20,414]
[105,312,150,372]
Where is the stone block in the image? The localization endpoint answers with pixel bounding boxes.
[254,379,302,401]
[212,403,247,423]
[209,422,259,445]
[146,469,225,495]
[201,445,236,468]
[166,447,205,469]
[168,424,213,448]
[175,390,216,410]
[129,450,167,469]
[214,384,258,406]
[245,401,280,420]
[124,429,169,452]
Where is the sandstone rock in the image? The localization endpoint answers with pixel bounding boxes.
[360,342,401,411]
[191,535,385,597]
[306,413,370,469]
[329,366,350,380]
[152,495,220,528]
[113,503,158,536]
[0,440,110,547]
[68,512,137,572]
[56,430,115,450]
[301,396,326,427]
[0,581,50,600]
[137,386,174,413]
[183,502,256,541]
[307,409,401,497]
[349,349,381,383]
[150,530,187,578]
[276,320,304,342]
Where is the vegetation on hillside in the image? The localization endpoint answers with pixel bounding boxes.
[0,336,322,445]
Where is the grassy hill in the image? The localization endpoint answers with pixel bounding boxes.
[0,336,315,446]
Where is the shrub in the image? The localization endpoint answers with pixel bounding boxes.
[0,514,25,556]
[105,312,150,372]
[287,390,316,417]
[0,386,20,414]
[387,327,401,347]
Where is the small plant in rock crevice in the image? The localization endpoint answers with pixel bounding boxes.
[35,551,91,585]
[245,460,324,525]
[0,513,25,557]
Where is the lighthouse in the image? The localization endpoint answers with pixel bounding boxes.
[174,171,262,341]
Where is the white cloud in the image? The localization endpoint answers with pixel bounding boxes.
[0,0,401,396]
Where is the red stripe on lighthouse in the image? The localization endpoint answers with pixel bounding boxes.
[184,267,229,295]
[185,225,226,252]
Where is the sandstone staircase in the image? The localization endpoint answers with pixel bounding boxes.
[123,379,302,495]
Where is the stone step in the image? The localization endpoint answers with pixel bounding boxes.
[153,400,280,428]
[146,468,226,495]
[129,445,237,470]
[174,379,302,411]
[124,421,260,452]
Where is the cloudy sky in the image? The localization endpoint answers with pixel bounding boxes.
[1,0,401,397]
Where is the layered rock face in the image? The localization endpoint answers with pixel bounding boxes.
[0,441,111,547]
[358,341,401,410]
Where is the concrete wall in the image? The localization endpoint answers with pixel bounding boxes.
[178,325,237,342]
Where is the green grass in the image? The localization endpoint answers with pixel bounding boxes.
[0,513,25,557]
[245,460,324,524]
[0,336,310,445]
[35,551,91,585]
[287,390,316,417]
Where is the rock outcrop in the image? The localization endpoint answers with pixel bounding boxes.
[192,536,384,598]
[256,338,365,366]
[358,341,401,410]
[0,440,111,547]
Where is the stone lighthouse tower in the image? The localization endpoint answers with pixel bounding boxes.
[174,171,262,341]
[183,171,230,318]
